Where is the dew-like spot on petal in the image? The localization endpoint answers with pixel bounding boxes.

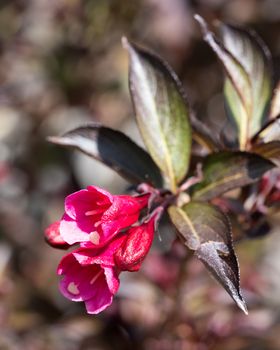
[90,270,103,285]
[89,231,100,245]
[68,282,80,295]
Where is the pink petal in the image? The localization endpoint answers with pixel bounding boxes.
[65,187,112,220]
[60,213,93,245]
[60,187,149,247]
[101,196,145,236]
[129,193,150,210]
[73,234,126,267]
[87,185,113,203]
[84,287,113,314]
[85,267,119,314]
[58,252,119,314]
[103,266,119,294]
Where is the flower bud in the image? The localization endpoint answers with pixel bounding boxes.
[115,208,162,272]
[45,221,70,249]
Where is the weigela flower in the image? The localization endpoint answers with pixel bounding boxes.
[45,185,161,314]
[59,185,149,247]
[57,234,126,314]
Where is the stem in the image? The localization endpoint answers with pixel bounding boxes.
[179,163,203,193]
[160,250,193,332]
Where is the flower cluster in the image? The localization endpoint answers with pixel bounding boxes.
[45,185,160,314]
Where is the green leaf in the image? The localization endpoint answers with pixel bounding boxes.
[168,202,247,314]
[190,113,222,151]
[252,141,280,167]
[192,151,274,201]
[195,15,272,150]
[124,38,191,192]
[47,124,163,187]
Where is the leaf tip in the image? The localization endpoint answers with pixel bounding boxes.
[46,135,71,147]
[194,14,206,31]
[235,296,248,315]
[46,136,59,144]
[194,13,203,23]
[122,36,130,50]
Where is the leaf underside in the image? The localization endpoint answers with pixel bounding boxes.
[168,202,247,314]
[47,124,163,187]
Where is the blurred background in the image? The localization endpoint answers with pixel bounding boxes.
[0,0,280,349]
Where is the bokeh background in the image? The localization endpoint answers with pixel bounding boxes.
[1,1,280,349]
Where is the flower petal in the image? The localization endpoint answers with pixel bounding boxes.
[65,187,112,220]
[101,195,147,237]
[84,287,113,314]
[84,266,119,314]
[103,266,120,294]
[60,213,93,245]
[73,234,126,266]
[58,252,119,312]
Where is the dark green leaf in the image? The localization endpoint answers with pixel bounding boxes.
[168,202,247,314]
[192,151,274,200]
[190,113,222,151]
[124,38,191,192]
[252,141,280,167]
[47,124,163,187]
[195,15,272,150]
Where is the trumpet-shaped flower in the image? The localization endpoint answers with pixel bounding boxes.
[57,234,126,314]
[59,185,149,247]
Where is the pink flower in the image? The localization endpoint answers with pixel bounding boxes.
[60,186,149,247]
[47,185,162,314]
[114,209,162,272]
[58,234,126,314]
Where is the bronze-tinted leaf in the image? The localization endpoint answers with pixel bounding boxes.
[168,202,247,314]
[256,115,280,143]
[195,15,272,150]
[124,38,191,192]
[252,141,280,167]
[191,151,274,200]
[269,80,280,119]
[190,113,222,151]
[222,24,272,139]
[47,124,163,187]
